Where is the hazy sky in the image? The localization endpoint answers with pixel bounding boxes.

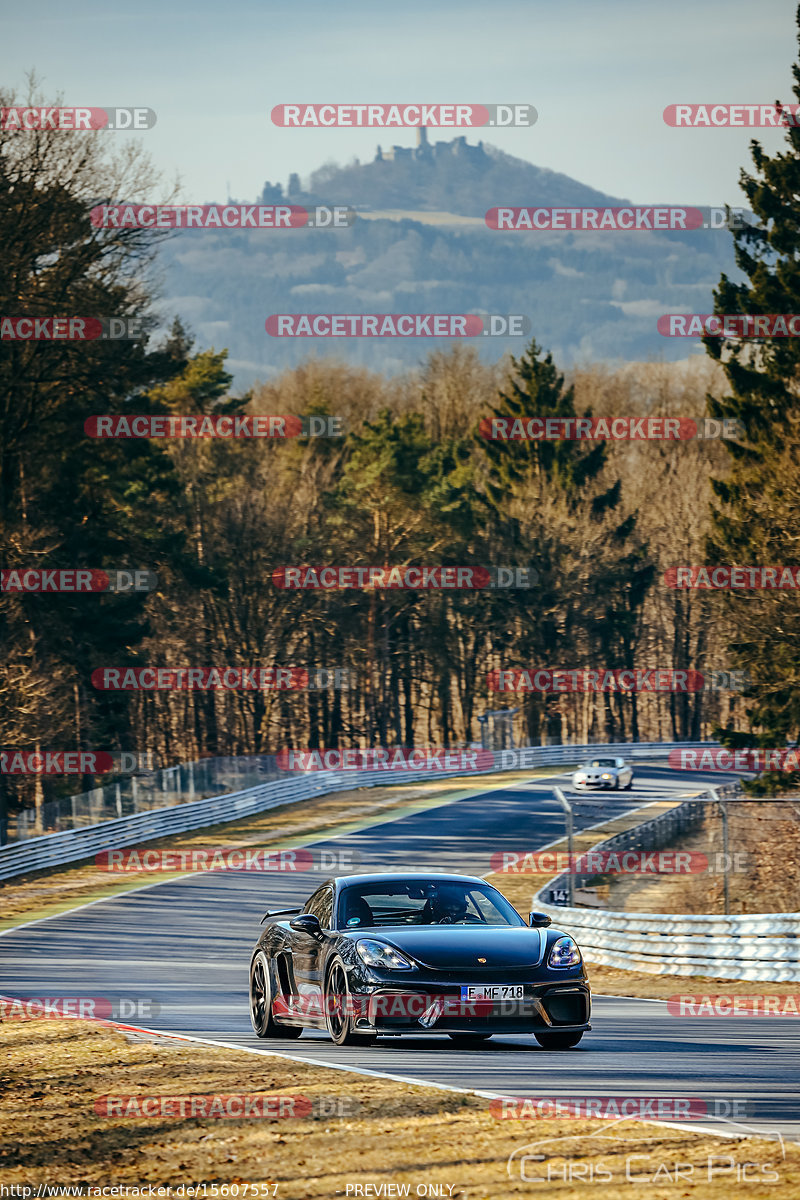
[3,0,798,206]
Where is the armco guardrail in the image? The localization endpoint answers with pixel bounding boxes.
[532,904,800,982]
[533,787,800,982]
[5,740,719,843]
[0,740,712,880]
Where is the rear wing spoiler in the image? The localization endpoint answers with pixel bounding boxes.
[261,906,302,925]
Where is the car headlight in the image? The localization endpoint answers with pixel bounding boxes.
[548,936,582,968]
[356,939,416,970]
[601,773,612,780]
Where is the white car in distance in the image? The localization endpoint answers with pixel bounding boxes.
[572,757,633,791]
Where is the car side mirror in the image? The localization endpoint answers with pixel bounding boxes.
[289,913,324,939]
[529,911,552,928]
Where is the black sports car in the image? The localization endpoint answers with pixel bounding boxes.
[248,872,591,1048]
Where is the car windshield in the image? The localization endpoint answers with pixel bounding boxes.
[588,759,617,768]
[337,879,526,929]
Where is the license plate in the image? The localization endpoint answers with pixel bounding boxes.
[460,984,525,1001]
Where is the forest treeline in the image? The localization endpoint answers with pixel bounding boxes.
[2,52,799,830]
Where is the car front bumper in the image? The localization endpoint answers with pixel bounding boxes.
[349,981,591,1035]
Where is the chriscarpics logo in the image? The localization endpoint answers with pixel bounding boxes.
[506,1119,786,1185]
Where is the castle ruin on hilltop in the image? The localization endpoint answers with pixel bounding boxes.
[258,130,490,204]
[375,127,488,164]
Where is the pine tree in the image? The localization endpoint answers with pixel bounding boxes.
[477,340,653,744]
[480,339,606,503]
[0,82,192,834]
[703,5,800,787]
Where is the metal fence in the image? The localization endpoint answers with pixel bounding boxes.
[6,756,282,843]
[533,782,800,982]
[0,740,713,880]
[547,797,711,900]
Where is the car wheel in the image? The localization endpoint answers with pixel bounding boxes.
[613,776,620,790]
[624,776,633,790]
[249,951,302,1039]
[448,1033,493,1045]
[324,959,376,1046]
[535,1030,584,1049]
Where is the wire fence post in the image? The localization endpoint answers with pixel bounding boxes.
[707,787,730,915]
[554,786,574,907]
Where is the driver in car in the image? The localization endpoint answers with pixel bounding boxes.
[421,883,468,924]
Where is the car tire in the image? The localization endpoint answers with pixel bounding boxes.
[534,1030,584,1049]
[324,958,376,1047]
[613,776,620,790]
[625,776,633,790]
[448,1033,493,1045]
[249,951,303,1039]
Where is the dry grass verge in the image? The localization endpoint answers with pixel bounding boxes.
[1,1018,797,1199]
[599,799,800,915]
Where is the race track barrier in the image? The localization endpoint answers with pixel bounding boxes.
[533,904,800,983]
[0,740,711,880]
[534,786,800,982]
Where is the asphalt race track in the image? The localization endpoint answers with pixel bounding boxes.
[2,762,798,1145]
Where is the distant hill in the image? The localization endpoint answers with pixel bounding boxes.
[272,135,630,217]
[155,136,742,388]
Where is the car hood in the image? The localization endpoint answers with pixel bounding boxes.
[349,926,547,970]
